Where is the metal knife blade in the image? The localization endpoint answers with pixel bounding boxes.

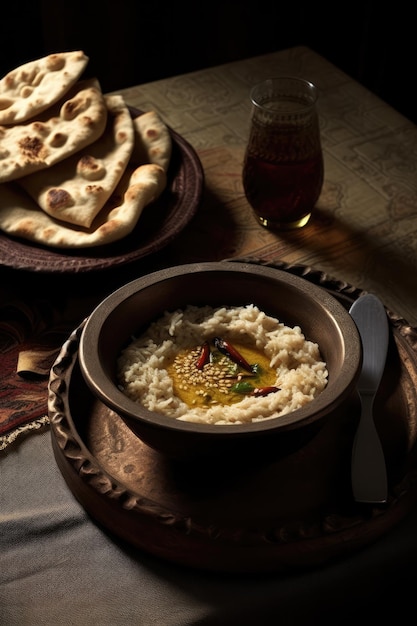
[349,294,389,504]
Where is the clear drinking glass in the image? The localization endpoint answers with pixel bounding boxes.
[242,77,324,230]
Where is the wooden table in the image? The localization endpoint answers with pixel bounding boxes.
[2,44,417,442]
[2,46,417,625]
[114,45,417,327]
[2,44,417,445]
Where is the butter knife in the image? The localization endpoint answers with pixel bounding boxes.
[349,294,389,504]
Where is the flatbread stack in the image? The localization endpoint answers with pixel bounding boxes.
[0,51,173,248]
[18,94,135,228]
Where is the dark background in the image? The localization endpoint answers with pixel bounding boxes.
[1,1,415,123]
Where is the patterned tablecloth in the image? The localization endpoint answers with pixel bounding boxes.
[1,46,417,448]
[120,46,417,325]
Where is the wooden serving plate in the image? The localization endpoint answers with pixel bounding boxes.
[48,261,417,573]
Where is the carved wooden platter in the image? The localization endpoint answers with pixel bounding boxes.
[48,261,417,573]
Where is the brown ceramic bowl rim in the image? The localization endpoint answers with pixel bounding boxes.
[79,261,361,435]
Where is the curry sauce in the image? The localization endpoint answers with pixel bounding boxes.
[167,339,278,409]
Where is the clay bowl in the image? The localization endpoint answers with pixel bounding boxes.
[78,262,362,461]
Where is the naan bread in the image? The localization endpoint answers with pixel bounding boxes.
[18,94,134,228]
[131,111,172,172]
[0,164,166,248]
[0,51,89,125]
[0,78,107,184]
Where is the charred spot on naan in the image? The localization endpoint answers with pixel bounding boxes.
[76,154,106,180]
[19,135,48,162]
[46,188,75,210]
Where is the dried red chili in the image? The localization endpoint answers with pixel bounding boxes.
[213,337,254,373]
[196,341,210,370]
[250,386,280,397]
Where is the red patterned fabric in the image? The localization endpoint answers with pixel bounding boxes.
[0,297,71,447]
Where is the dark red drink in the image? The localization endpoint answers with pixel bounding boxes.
[243,77,324,229]
[243,151,324,229]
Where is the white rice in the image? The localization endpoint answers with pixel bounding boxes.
[117,304,328,425]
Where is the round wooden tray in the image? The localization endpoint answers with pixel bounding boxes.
[48,261,417,573]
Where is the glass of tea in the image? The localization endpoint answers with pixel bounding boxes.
[242,77,324,230]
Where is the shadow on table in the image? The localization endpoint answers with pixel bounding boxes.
[277,205,417,323]
[163,185,244,264]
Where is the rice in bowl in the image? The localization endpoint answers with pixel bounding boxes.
[117,304,328,425]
